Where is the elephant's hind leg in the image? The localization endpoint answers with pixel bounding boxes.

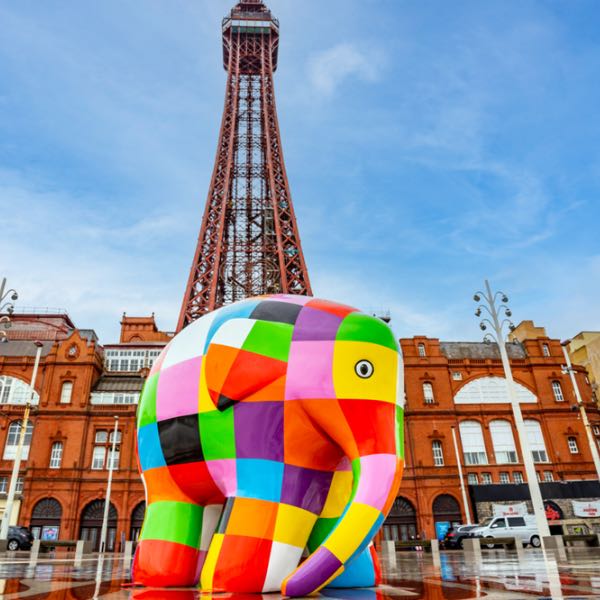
[133,468,223,587]
[201,497,316,593]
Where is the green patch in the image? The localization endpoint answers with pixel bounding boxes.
[396,406,405,459]
[137,373,159,428]
[140,501,203,548]
[242,320,294,362]
[307,517,338,552]
[199,410,236,460]
[336,313,398,351]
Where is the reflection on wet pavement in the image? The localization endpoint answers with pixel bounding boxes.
[0,548,599,599]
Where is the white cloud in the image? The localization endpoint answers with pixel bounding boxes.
[308,43,382,97]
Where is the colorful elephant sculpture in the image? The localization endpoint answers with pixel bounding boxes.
[133,295,405,596]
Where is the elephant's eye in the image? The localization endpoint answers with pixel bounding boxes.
[355,360,374,379]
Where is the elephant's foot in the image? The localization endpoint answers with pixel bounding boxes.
[132,501,222,587]
[201,496,314,593]
[325,544,378,588]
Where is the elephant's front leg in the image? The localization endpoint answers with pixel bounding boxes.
[201,496,317,593]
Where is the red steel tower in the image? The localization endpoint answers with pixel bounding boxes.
[178,0,312,330]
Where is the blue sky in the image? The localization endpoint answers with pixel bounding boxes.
[1,0,599,343]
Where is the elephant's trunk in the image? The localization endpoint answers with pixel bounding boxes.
[282,444,403,597]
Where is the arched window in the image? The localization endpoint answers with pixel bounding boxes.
[432,440,444,466]
[49,442,63,469]
[454,376,536,404]
[30,498,62,541]
[433,494,462,526]
[0,376,40,406]
[524,420,549,463]
[60,382,73,404]
[423,382,435,404]
[459,420,488,465]
[383,497,417,541]
[80,500,118,552]
[552,381,564,402]
[489,420,518,464]
[130,501,146,541]
[3,420,34,460]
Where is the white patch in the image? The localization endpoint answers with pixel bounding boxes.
[396,349,406,408]
[262,541,304,593]
[200,504,223,551]
[209,318,256,350]
[161,310,218,369]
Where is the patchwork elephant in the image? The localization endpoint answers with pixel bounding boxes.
[133,294,405,596]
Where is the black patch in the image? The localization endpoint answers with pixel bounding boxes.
[250,300,303,325]
[157,415,203,466]
[217,394,237,411]
[217,497,235,534]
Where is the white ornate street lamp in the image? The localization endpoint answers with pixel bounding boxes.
[99,416,119,553]
[0,277,19,343]
[473,280,550,543]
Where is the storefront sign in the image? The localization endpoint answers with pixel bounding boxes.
[572,500,600,518]
[492,502,528,517]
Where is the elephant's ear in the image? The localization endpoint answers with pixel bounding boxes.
[204,319,289,411]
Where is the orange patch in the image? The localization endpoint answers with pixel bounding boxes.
[225,497,278,539]
[205,344,240,405]
[305,298,358,319]
[244,375,287,402]
[143,466,196,504]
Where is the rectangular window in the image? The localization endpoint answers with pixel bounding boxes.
[423,383,435,404]
[593,426,600,436]
[0,477,7,494]
[508,517,526,527]
[60,382,73,404]
[15,477,23,494]
[543,471,554,482]
[467,473,479,485]
[418,343,426,357]
[499,472,510,484]
[552,381,564,402]
[567,437,579,454]
[109,430,122,443]
[432,441,444,466]
[481,473,492,484]
[92,446,106,470]
[452,372,463,381]
[513,472,524,484]
[49,442,63,469]
[95,431,108,443]
[107,449,120,470]
[542,344,550,357]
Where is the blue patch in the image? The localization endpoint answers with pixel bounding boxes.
[326,546,376,589]
[138,422,166,471]
[236,459,284,503]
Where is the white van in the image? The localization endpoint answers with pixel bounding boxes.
[470,515,541,548]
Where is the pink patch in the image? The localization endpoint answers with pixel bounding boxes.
[156,356,202,421]
[206,459,237,497]
[269,294,312,306]
[285,341,336,400]
[353,454,398,511]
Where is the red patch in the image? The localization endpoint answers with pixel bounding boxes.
[338,399,397,455]
[168,462,225,505]
[213,535,272,592]
[132,539,200,587]
[305,298,358,319]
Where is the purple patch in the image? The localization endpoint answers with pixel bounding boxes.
[292,307,342,342]
[281,464,334,514]
[284,547,342,597]
[234,402,284,461]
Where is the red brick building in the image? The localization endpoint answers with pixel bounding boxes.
[1,311,599,547]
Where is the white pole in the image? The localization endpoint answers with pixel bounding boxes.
[451,426,472,524]
[562,344,600,481]
[98,416,119,553]
[483,280,550,541]
[0,342,43,540]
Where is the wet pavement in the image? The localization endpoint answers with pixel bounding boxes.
[0,547,599,599]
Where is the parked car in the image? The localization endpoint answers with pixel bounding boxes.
[443,524,479,549]
[7,525,34,551]
[470,515,541,548]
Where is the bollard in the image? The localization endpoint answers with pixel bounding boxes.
[462,537,482,562]
[430,539,441,568]
[74,540,87,567]
[28,539,40,567]
[543,535,566,562]
[513,537,525,561]
[380,540,397,570]
[123,541,134,565]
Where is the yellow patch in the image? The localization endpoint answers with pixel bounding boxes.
[198,358,215,414]
[333,341,398,403]
[274,503,318,548]
[320,471,353,518]
[200,533,224,590]
[323,503,380,563]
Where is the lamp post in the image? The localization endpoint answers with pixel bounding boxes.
[451,426,472,524]
[561,342,600,481]
[0,340,43,540]
[473,280,550,542]
[0,277,19,343]
[99,416,119,553]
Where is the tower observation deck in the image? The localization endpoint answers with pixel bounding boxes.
[178,0,312,330]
